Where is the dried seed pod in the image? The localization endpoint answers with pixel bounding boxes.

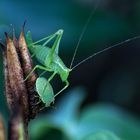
[9,106,26,140]
[5,33,29,124]
[0,42,14,110]
[18,28,44,119]
[0,115,6,140]
[3,47,14,110]
[13,29,19,50]
[0,26,47,140]
[1,26,48,139]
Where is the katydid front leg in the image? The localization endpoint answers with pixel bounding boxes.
[24,65,51,81]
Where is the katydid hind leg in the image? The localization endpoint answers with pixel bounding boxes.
[32,29,63,53]
[47,30,63,64]
[31,30,63,66]
[50,29,63,54]
[32,34,54,45]
[43,29,63,51]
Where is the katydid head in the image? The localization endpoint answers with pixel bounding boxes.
[60,68,71,82]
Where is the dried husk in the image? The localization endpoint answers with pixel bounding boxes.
[0,115,6,140]
[5,33,29,125]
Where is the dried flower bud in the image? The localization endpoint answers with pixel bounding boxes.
[0,115,6,140]
[9,106,26,140]
[5,33,29,124]
[1,26,46,140]
[18,28,44,119]
[3,48,14,110]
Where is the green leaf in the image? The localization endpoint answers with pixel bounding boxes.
[82,131,120,140]
[79,103,140,140]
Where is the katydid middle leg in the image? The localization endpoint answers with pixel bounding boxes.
[42,72,56,94]
[54,81,69,97]
[48,72,56,82]
[32,98,42,105]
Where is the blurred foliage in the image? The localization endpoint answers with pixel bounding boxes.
[29,87,140,140]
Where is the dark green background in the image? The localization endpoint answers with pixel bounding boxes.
[1,0,140,139]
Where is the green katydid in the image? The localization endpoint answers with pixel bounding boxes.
[25,29,70,107]
[25,28,140,108]
[24,1,102,108]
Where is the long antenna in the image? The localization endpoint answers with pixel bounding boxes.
[70,0,101,69]
[71,35,140,70]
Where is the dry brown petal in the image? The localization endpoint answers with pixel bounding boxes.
[1,27,46,140]
[0,42,14,111]
[0,115,6,140]
[3,49,14,111]
[5,33,29,124]
[13,30,19,50]
[9,108,26,140]
[18,29,43,119]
